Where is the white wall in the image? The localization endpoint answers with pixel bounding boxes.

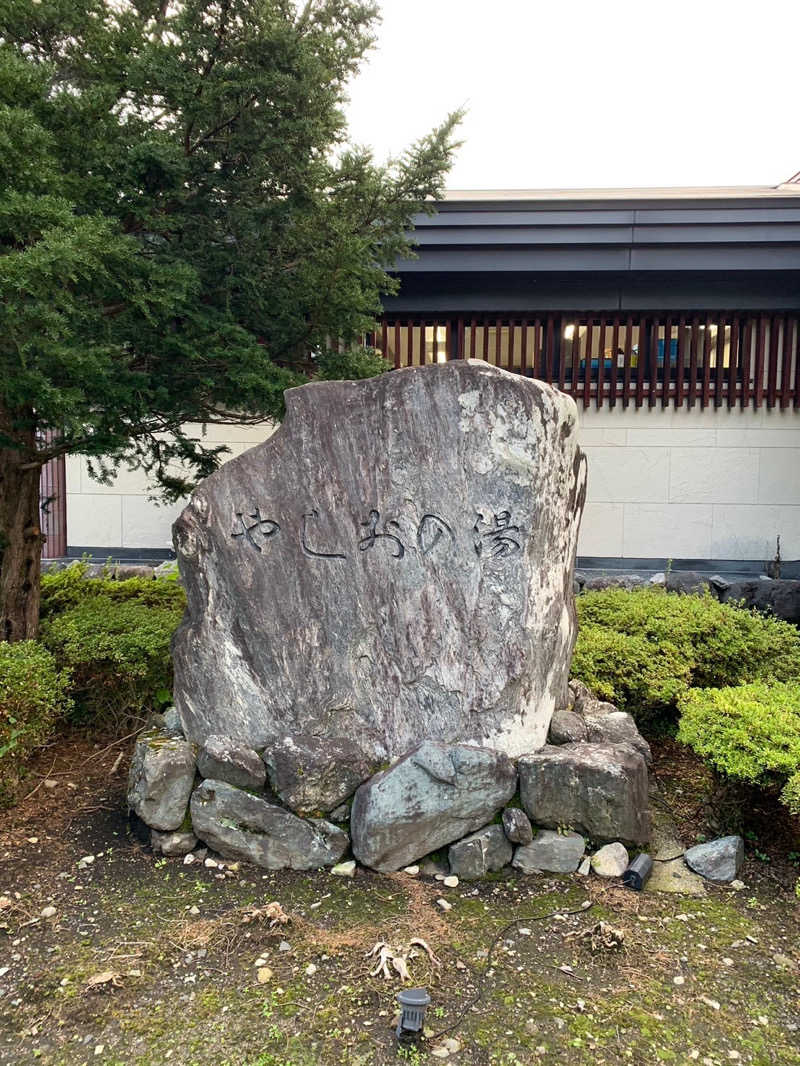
[577,405,800,560]
[65,406,800,561]
[65,422,277,553]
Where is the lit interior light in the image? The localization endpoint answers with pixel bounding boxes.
[563,324,576,340]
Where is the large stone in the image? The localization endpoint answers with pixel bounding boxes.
[264,734,379,815]
[190,779,348,870]
[448,824,513,879]
[197,734,266,790]
[172,362,586,759]
[684,836,744,883]
[719,579,800,624]
[512,830,585,874]
[518,743,651,846]
[548,709,588,745]
[590,842,629,877]
[582,710,652,767]
[126,732,197,832]
[502,807,534,845]
[151,829,198,857]
[350,741,517,872]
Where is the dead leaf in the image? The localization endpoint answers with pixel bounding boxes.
[86,970,124,990]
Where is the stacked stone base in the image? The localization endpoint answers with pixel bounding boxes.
[127,681,654,877]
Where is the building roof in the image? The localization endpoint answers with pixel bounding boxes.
[441,184,800,203]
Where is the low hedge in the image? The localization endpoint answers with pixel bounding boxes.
[571,587,800,723]
[40,561,185,619]
[41,592,185,725]
[677,680,800,817]
[0,641,72,804]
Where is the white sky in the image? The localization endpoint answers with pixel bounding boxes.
[345,0,800,191]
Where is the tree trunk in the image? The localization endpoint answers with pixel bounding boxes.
[0,441,44,642]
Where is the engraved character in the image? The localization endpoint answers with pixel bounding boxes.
[473,510,522,559]
[359,509,405,559]
[301,508,347,559]
[231,508,280,552]
[416,513,455,556]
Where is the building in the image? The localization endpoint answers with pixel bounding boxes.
[45,181,800,572]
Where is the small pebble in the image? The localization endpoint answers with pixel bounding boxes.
[402,865,419,876]
[44,779,58,790]
[443,875,459,888]
[189,905,200,916]
[257,966,273,984]
[278,940,291,952]
[40,906,57,919]
[673,975,685,986]
[330,860,356,878]
[730,879,745,891]
[204,858,218,869]
[305,963,317,976]
[436,898,452,912]
[183,854,195,865]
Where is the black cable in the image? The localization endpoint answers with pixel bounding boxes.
[423,898,594,1042]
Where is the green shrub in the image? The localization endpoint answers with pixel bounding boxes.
[572,588,800,721]
[0,642,72,802]
[677,681,800,817]
[41,561,185,619]
[41,594,184,724]
[569,626,690,722]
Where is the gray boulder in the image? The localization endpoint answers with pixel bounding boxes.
[719,579,800,624]
[590,842,629,877]
[567,679,594,712]
[502,807,534,845]
[518,743,651,846]
[161,706,184,736]
[512,830,585,874]
[197,734,266,791]
[684,836,744,883]
[350,741,517,872]
[582,710,652,767]
[127,732,197,832]
[448,824,513,879]
[548,710,588,745]
[172,361,586,761]
[190,779,348,870]
[151,829,197,857]
[264,733,379,815]
[665,571,713,596]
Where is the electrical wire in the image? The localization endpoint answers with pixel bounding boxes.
[422,897,594,1042]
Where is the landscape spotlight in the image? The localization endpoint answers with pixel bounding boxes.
[396,987,431,1042]
[622,853,654,892]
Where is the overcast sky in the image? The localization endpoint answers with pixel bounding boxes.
[345,0,800,191]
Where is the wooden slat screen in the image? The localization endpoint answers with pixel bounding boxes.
[39,453,67,559]
[375,311,800,410]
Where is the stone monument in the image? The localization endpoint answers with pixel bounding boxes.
[171,360,587,761]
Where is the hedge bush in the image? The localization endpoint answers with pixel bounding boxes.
[572,587,800,722]
[41,592,185,724]
[0,641,72,803]
[41,561,185,619]
[677,681,800,816]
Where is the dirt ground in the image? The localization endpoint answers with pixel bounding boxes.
[0,734,798,1066]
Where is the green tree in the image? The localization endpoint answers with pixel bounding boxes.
[0,0,460,640]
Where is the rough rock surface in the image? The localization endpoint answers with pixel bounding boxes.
[518,743,651,845]
[197,735,266,790]
[264,734,379,815]
[548,709,588,745]
[448,825,513,879]
[190,779,348,870]
[172,361,586,758]
[502,807,534,845]
[127,732,197,832]
[684,835,744,883]
[582,710,652,767]
[590,842,630,877]
[350,741,517,872]
[151,830,198,857]
[512,830,585,874]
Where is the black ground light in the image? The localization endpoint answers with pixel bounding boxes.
[622,853,654,891]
